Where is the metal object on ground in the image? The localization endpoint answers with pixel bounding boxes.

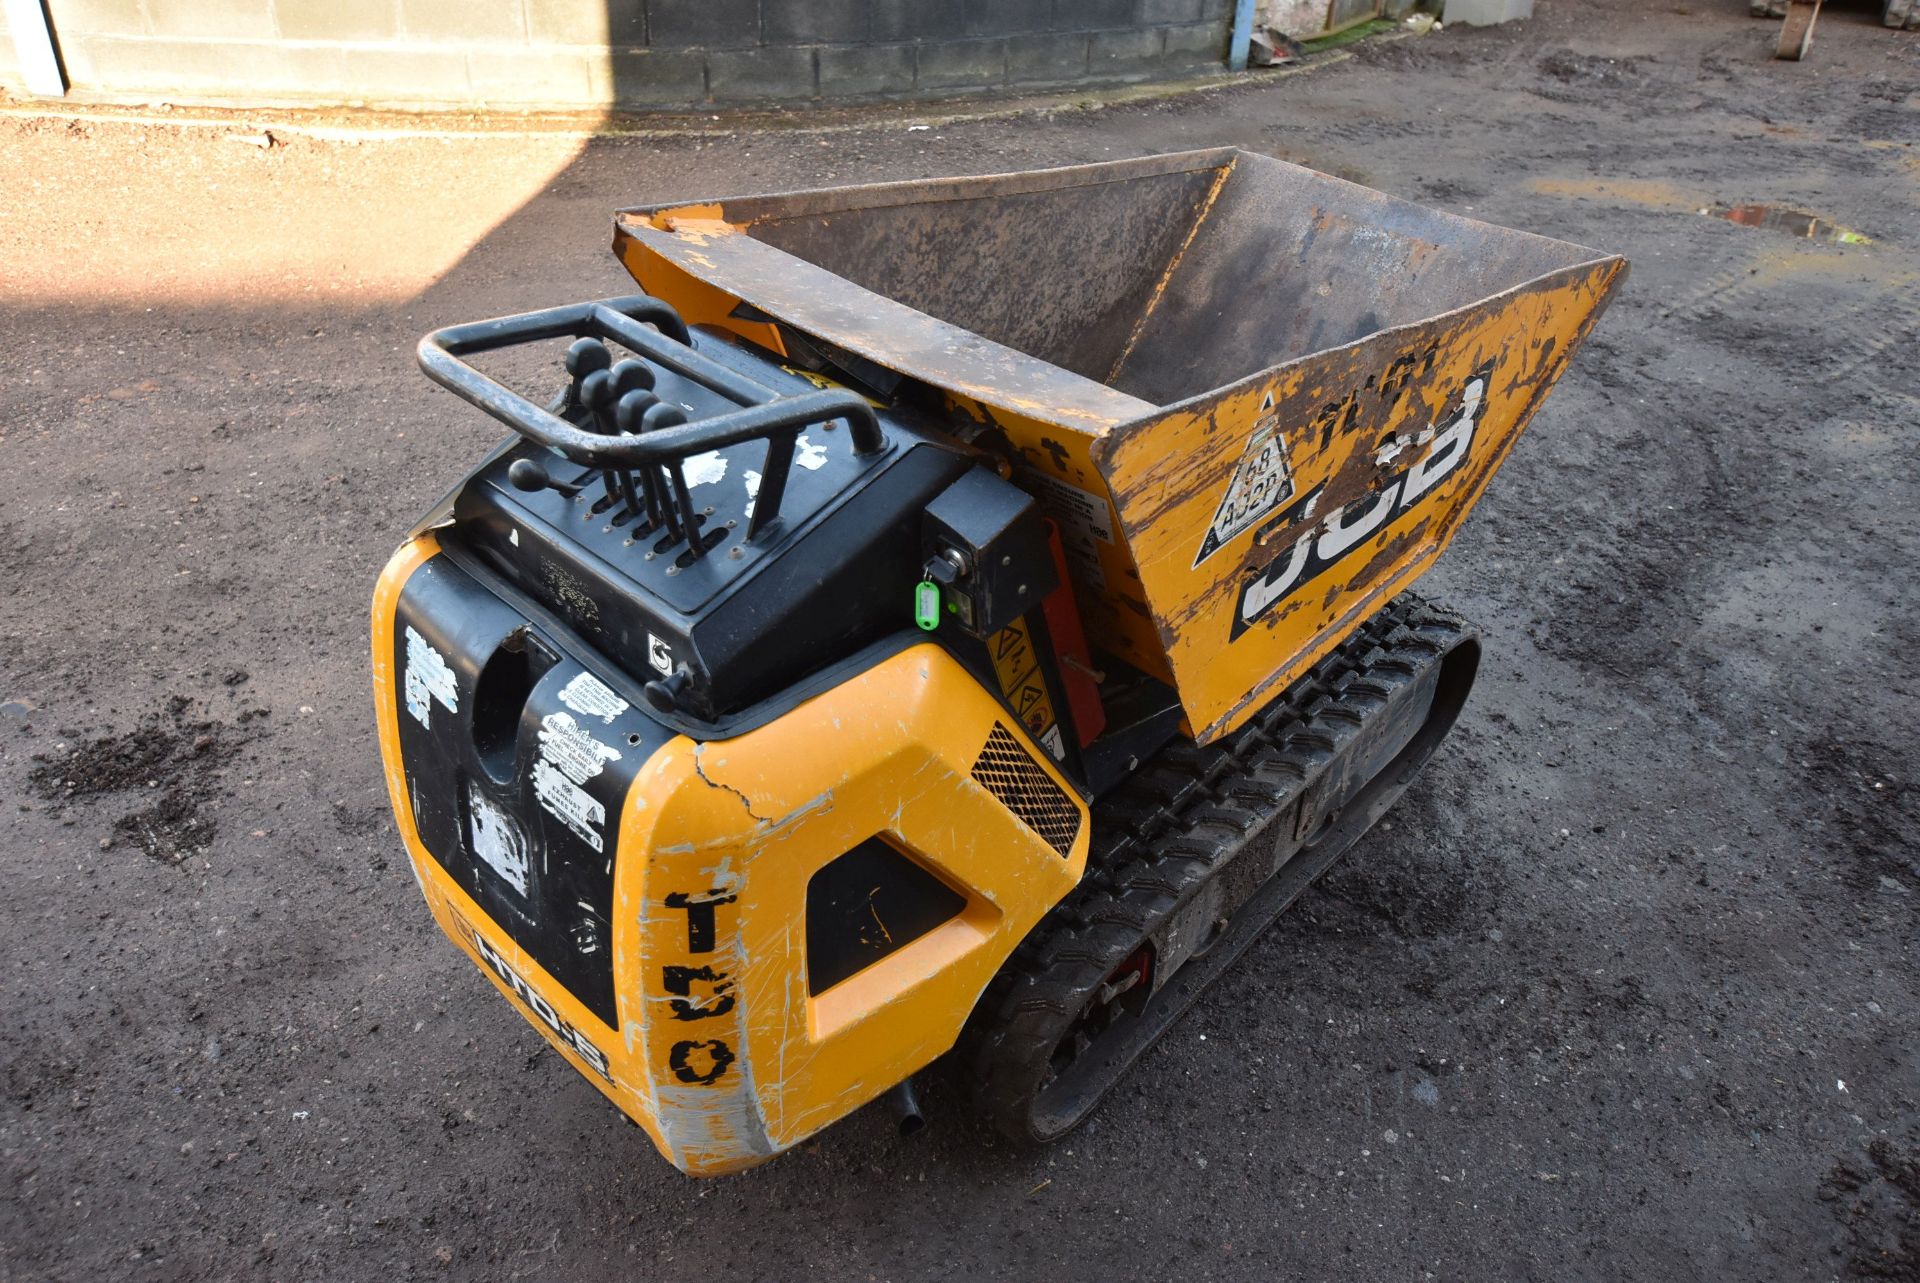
[372,150,1623,1175]
[884,1078,927,1136]
[1710,203,1871,245]
[1776,0,1824,59]
[1759,0,1917,54]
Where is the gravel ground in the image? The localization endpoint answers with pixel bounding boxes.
[2,1,1916,1279]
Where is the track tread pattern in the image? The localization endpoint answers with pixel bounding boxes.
[955,593,1472,1143]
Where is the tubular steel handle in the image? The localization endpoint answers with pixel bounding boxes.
[416,295,886,470]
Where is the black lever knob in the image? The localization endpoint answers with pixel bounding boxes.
[615,388,660,434]
[579,368,615,418]
[565,338,611,380]
[608,358,655,400]
[575,369,624,505]
[507,457,582,497]
[560,339,613,414]
[643,663,693,715]
[640,402,688,433]
[613,389,666,528]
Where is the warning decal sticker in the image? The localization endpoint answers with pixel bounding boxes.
[532,711,621,852]
[557,671,628,724]
[537,712,621,784]
[987,617,1063,760]
[1193,396,1296,568]
[467,782,530,896]
[403,625,458,730]
[1021,470,1114,594]
[534,760,608,853]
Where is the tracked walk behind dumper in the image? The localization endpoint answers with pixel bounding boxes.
[372,149,1623,1175]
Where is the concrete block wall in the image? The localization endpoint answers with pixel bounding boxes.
[2,0,1234,110]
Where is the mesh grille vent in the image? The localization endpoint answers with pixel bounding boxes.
[970,723,1080,857]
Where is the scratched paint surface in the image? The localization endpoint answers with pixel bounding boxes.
[613,646,1085,1166]
[616,220,1153,434]
[1099,259,1626,740]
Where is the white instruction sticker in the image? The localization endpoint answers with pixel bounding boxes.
[1024,472,1116,544]
[532,759,607,853]
[684,450,728,487]
[467,783,530,895]
[557,671,629,725]
[1021,471,1115,594]
[537,711,621,784]
[403,625,458,730]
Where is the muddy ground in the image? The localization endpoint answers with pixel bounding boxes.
[2,1,1916,1278]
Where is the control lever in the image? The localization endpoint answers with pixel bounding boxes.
[506,456,583,497]
[616,394,695,548]
[643,405,697,551]
[601,360,654,518]
[561,338,611,412]
[639,402,687,433]
[615,389,665,530]
[608,358,654,400]
[577,368,627,510]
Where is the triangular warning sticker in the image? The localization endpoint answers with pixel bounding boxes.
[1193,395,1296,568]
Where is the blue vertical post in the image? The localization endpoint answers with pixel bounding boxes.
[1228,0,1258,70]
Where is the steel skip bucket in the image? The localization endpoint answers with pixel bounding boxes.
[614,148,1625,740]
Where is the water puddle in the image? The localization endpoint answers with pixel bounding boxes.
[1707,203,1871,245]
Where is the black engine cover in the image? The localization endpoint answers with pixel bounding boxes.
[442,330,975,723]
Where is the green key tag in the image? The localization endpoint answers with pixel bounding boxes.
[913,579,941,632]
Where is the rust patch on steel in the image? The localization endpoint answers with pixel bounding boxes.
[1105,157,1238,387]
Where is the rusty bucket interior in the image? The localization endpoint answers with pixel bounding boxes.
[616,148,1606,420]
[614,150,1624,741]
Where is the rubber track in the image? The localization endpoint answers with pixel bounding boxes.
[956,592,1471,1142]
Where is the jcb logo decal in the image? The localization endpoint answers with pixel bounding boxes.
[1232,367,1491,640]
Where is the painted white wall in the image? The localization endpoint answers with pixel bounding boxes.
[3,0,67,95]
[1442,0,1534,26]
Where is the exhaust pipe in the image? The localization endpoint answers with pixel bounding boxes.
[884,1078,926,1137]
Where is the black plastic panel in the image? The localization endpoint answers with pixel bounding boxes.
[393,554,676,1029]
[805,838,966,996]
